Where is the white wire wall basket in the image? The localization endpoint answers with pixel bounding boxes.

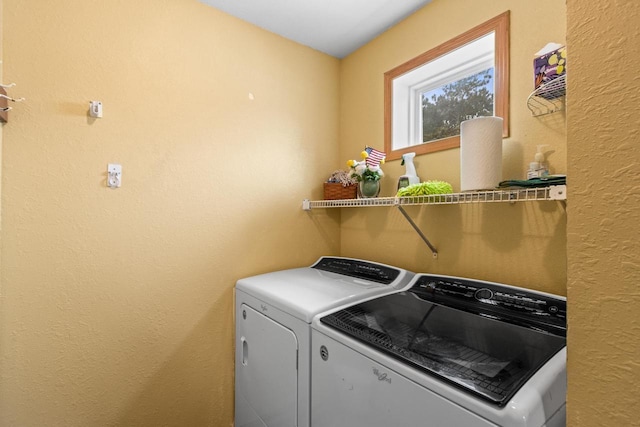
[527,74,566,116]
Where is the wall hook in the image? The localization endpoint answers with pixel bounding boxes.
[0,94,25,102]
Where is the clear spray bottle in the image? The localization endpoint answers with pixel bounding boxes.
[397,152,421,189]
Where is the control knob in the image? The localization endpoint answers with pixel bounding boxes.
[474,288,493,301]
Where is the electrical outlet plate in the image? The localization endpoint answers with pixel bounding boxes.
[107,163,122,188]
[89,101,103,118]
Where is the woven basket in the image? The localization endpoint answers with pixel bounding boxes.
[323,183,357,200]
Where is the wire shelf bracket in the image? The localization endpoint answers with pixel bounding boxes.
[396,204,438,259]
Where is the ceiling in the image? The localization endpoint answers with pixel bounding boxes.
[199,0,433,58]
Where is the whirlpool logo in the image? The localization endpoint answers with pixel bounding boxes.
[372,367,392,384]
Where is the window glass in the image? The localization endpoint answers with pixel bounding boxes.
[384,12,509,160]
[421,67,494,142]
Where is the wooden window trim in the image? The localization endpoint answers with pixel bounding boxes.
[384,11,510,161]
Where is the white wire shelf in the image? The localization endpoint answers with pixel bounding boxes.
[526,74,566,116]
[302,185,566,210]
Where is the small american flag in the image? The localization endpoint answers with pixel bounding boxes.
[365,146,386,167]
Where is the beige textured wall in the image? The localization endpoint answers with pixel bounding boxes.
[566,1,640,426]
[4,1,636,426]
[0,0,3,285]
[338,0,567,294]
[0,1,339,426]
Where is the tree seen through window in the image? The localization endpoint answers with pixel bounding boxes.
[421,68,494,143]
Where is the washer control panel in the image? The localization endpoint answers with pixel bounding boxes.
[413,275,566,333]
[313,257,400,284]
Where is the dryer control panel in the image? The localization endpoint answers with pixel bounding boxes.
[313,257,400,284]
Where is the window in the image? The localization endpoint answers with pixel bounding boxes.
[384,12,509,160]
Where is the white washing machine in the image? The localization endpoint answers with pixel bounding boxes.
[234,256,414,427]
[311,273,567,427]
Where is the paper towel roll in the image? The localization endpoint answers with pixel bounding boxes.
[460,116,503,191]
